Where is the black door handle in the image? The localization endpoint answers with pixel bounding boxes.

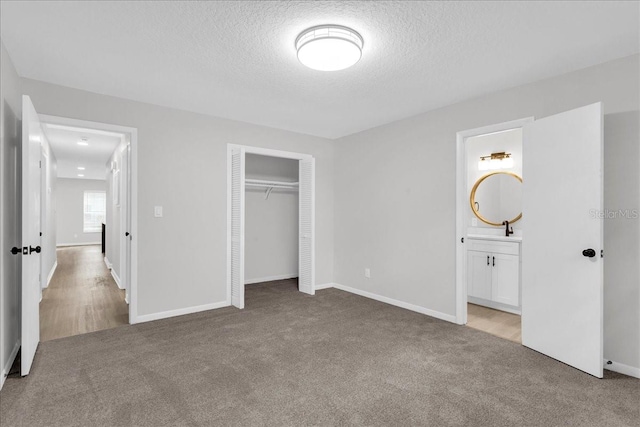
[125,232,130,237]
[10,247,21,255]
[493,256,495,266]
[29,245,41,254]
[582,248,596,258]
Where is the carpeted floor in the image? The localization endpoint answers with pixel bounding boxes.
[1,279,638,426]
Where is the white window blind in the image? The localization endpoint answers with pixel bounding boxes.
[83,191,106,233]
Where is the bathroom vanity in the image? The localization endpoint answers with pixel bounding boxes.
[466,235,521,314]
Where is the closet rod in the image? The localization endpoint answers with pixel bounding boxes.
[245,179,299,188]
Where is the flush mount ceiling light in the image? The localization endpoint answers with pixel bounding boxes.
[77,137,89,146]
[295,25,363,71]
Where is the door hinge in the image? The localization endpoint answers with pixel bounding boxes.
[39,160,42,169]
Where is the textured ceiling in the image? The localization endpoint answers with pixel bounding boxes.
[44,124,122,180]
[2,1,638,139]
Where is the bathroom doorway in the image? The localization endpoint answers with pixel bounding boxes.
[455,119,529,343]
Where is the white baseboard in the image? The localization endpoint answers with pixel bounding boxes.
[57,242,101,247]
[315,283,336,290]
[468,296,521,315]
[245,274,298,285]
[111,269,123,289]
[136,301,230,323]
[333,283,457,323]
[42,261,58,289]
[1,340,21,391]
[604,360,640,379]
[104,257,112,269]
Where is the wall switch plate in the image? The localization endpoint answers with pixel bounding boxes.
[471,218,478,227]
[365,268,371,278]
[154,206,163,218]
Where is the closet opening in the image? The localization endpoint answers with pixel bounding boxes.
[227,145,315,309]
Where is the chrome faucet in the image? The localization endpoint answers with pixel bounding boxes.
[502,220,514,237]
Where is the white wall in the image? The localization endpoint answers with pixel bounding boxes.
[333,55,640,372]
[245,154,298,283]
[0,42,22,389]
[466,128,523,232]
[40,134,57,287]
[21,79,335,319]
[55,178,106,246]
[105,142,122,286]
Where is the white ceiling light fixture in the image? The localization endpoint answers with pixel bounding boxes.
[295,25,363,71]
[77,166,85,170]
[77,137,89,146]
[77,174,84,177]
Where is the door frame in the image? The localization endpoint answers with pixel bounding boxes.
[226,144,315,307]
[455,117,534,325]
[38,114,139,324]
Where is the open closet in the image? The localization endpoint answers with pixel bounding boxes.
[245,154,299,287]
[228,145,315,309]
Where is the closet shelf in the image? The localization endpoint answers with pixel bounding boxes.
[245,179,299,199]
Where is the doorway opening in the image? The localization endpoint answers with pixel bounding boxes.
[227,145,315,309]
[37,117,136,341]
[455,117,532,343]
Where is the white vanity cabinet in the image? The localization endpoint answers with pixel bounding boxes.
[467,238,521,314]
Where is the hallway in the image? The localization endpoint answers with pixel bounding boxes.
[40,245,128,341]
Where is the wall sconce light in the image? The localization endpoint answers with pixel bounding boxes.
[478,152,514,171]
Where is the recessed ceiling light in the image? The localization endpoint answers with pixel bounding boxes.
[77,174,84,177]
[295,25,363,71]
[77,137,89,146]
[77,166,85,170]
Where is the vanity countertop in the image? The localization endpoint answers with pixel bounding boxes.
[467,234,522,243]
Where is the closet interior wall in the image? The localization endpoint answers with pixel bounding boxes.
[244,154,299,284]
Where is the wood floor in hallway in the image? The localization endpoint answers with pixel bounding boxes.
[40,245,128,341]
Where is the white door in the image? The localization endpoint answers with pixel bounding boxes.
[467,251,492,299]
[298,158,315,295]
[21,95,43,376]
[522,102,603,377]
[230,147,245,308]
[492,253,519,306]
[121,143,131,304]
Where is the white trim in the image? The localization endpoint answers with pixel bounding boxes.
[56,242,101,247]
[228,144,313,161]
[455,117,534,325]
[467,297,521,315]
[604,360,640,379]
[333,283,457,323]
[40,114,138,326]
[104,256,112,269]
[111,269,123,289]
[315,283,335,290]
[136,301,229,323]
[245,274,298,285]
[44,261,57,288]
[1,340,20,390]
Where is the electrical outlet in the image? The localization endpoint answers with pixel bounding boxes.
[365,268,371,278]
[154,206,163,218]
[471,218,478,227]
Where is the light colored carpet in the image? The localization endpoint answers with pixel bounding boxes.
[1,279,638,426]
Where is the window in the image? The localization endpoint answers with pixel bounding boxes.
[83,191,106,233]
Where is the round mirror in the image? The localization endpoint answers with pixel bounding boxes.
[470,172,522,226]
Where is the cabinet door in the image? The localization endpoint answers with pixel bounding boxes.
[492,253,520,306]
[467,251,492,300]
